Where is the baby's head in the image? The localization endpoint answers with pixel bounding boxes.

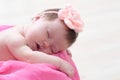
[39,9,81,46]
[26,4,83,54]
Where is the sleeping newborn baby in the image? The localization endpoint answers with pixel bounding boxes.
[0,4,83,77]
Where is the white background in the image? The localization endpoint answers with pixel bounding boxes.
[0,0,120,80]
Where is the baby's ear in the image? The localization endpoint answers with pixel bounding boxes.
[32,15,41,22]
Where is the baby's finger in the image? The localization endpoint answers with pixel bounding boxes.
[66,68,74,78]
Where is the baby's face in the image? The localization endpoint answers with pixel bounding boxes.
[26,18,69,54]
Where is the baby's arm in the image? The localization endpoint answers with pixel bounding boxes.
[6,35,74,77]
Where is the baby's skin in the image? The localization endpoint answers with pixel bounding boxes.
[0,4,83,78]
[0,25,74,77]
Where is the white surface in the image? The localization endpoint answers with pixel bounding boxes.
[0,0,120,80]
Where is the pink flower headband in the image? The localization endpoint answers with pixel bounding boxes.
[58,4,84,33]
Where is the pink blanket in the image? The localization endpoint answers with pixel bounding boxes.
[0,25,80,80]
[0,51,80,80]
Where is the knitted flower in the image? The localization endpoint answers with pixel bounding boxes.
[58,4,84,33]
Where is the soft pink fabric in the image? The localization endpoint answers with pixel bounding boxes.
[0,25,13,31]
[0,25,80,80]
[0,51,80,80]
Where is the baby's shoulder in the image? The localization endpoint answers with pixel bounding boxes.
[6,32,26,49]
[0,25,25,48]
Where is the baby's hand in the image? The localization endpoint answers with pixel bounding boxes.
[59,60,74,78]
